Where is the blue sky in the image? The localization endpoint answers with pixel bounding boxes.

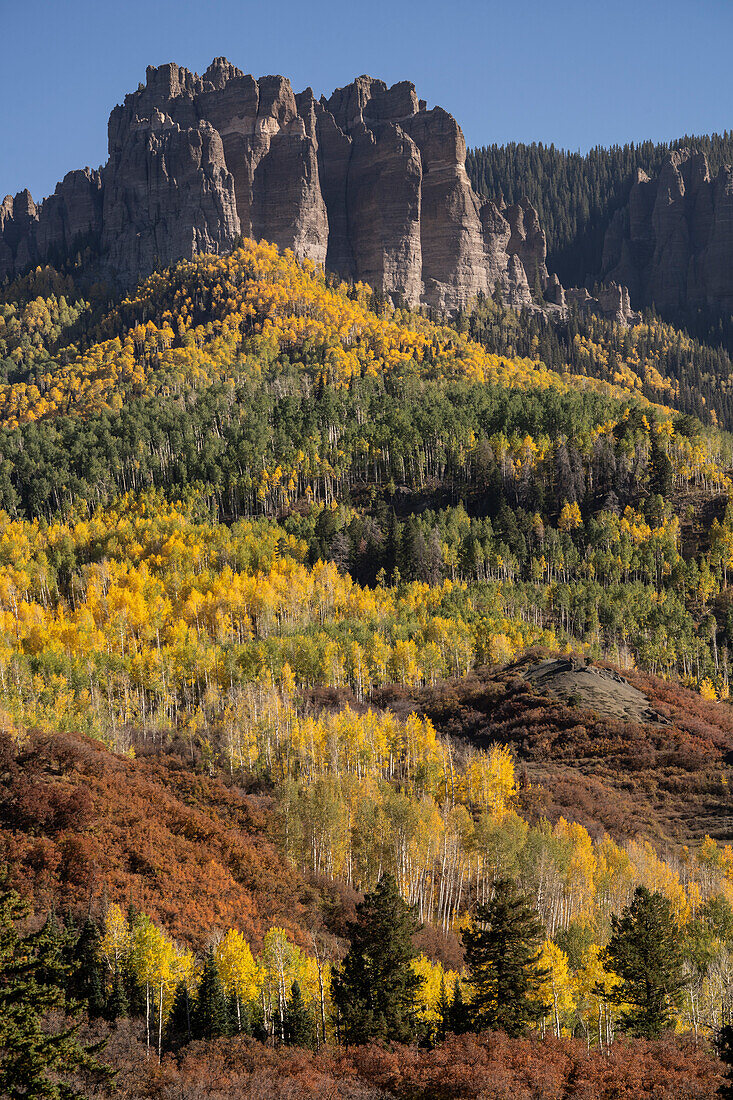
[1,0,731,202]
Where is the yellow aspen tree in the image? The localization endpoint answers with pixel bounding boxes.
[215,929,258,1033]
[538,940,575,1036]
[99,903,130,979]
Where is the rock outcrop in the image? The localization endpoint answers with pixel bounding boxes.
[566,283,636,325]
[602,149,733,316]
[0,58,550,311]
[0,170,103,276]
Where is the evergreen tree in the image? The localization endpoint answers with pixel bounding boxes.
[462,878,549,1036]
[0,880,111,1099]
[166,980,193,1049]
[332,872,423,1045]
[226,991,251,1036]
[192,948,228,1040]
[717,1024,733,1099]
[448,977,470,1036]
[283,981,315,1048]
[436,975,451,1042]
[35,911,70,994]
[122,966,145,1019]
[105,970,129,1022]
[649,438,674,497]
[70,917,105,1018]
[602,886,686,1037]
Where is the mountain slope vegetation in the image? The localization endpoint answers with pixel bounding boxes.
[4,238,733,1092]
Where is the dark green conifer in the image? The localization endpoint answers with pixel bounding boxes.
[448,976,470,1035]
[602,886,686,1037]
[436,974,451,1042]
[283,980,315,1048]
[70,917,105,1017]
[0,880,111,1099]
[462,878,549,1036]
[166,980,193,1048]
[332,872,423,1045]
[192,948,228,1040]
[105,969,129,1022]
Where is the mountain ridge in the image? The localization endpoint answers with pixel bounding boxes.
[0,59,549,313]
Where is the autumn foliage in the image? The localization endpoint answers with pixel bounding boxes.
[97,1029,719,1099]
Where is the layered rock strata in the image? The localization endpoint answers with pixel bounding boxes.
[1,59,550,311]
[602,149,733,316]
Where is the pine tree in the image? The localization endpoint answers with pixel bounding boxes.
[332,872,423,1045]
[437,975,451,1042]
[462,878,549,1037]
[226,991,251,1036]
[601,886,686,1037]
[192,948,228,1040]
[283,980,315,1048]
[166,979,193,1048]
[649,438,674,497]
[0,880,111,1099]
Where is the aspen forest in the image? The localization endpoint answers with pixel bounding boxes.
[5,238,733,1098]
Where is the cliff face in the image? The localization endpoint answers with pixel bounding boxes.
[602,149,733,315]
[0,58,547,311]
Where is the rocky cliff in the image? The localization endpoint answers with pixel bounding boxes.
[0,59,549,311]
[602,148,733,316]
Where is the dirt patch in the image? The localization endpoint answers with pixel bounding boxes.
[519,656,668,725]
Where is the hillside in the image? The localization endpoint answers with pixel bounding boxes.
[3,239,733,1093]
[0,726,329,951]
[378,655,733,847]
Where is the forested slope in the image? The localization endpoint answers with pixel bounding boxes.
[4,240,733,1091]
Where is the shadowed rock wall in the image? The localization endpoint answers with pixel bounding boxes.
[0,58,548,311]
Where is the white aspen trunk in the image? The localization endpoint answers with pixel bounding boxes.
[158,980,164,1063]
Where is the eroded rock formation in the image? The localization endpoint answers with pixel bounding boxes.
[0,58,550,311]
[602,149,733,316]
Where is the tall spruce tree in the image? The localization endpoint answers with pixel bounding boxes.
[192,948,228,1040]
[166,980,193,1049]
[0,881,111,1099]
[69,918,105,1018]
[332,872,423,1045]
[283,981,315,1048]
[602,886,686,1037]
[436,975,451,1042]
[448,977,470,1036]
[105,969,129,1023]
[462,878,549,1037]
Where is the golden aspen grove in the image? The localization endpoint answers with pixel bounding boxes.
[4,237,733,1096]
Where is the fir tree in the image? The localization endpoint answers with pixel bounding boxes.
[283,981,315,1048]
[649,438,674,497]
[192,948,228,1040]
[332,872,423,1045]
[448,976,470,1035]
[462,878,549,1037]
[226,991,251,1036]
[70,917,105,1018]
[602,886,686,1037]
[0,880,111,1099]
[436,975,451,1042]
[105,970,129,1022]
[166,980,193,1049]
